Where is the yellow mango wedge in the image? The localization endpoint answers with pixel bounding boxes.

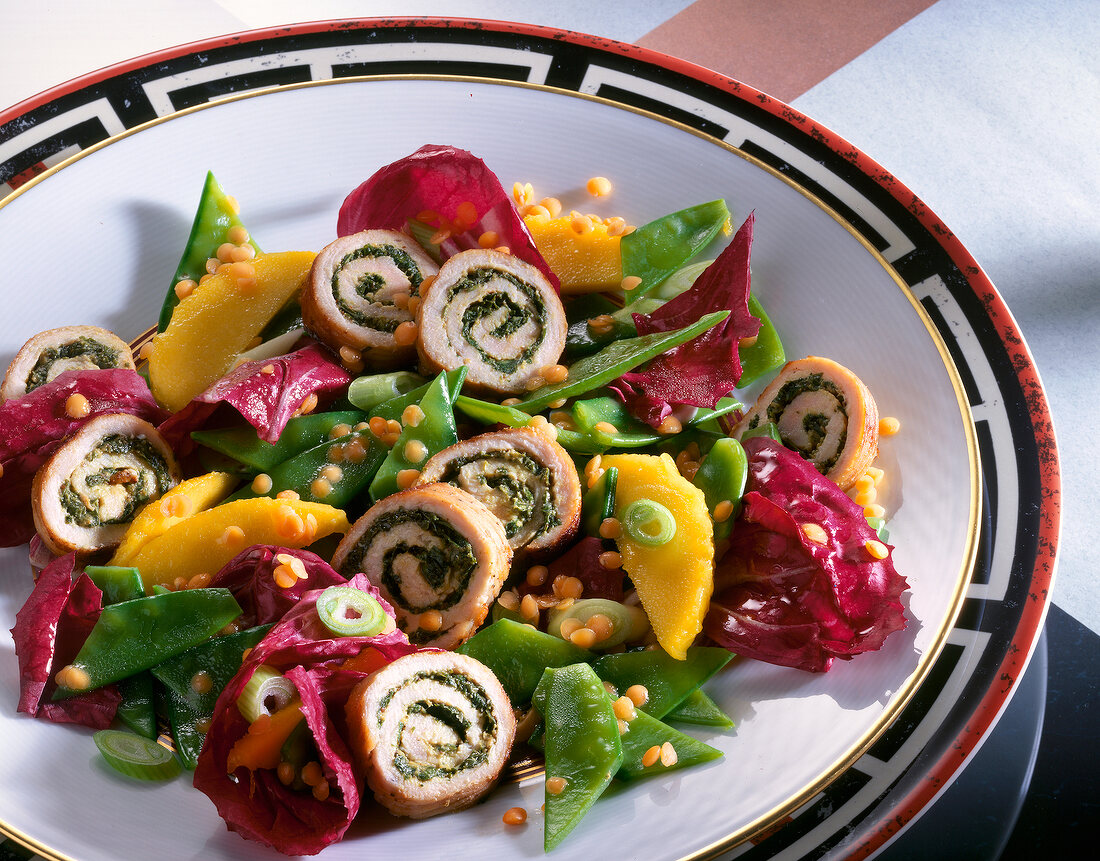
[148,251,315,412]
[524,215,622,293]
[601,453,714,660]
[109,471,238,566]
[127,497,349,589]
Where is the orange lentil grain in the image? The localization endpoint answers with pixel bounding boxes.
[612,696,636,722]
[276,489,301,501]
[713,500,735,522]
[396,468,421,490]
[420,610,444,632]
[800,523,828,545]
[502,807,527,826]
[393,321,418,346]
[598,517,622,539]
[879,417,901,436]
[478,230,501,248]
[64,393,90,419]
[660,742,678,767]
[598,551,622,570]
[546,777,567,795]
[251,474,273,494]
[642,745,661,768]
[865,539,889,560]
[586,176,613,197]
[497,590,520,611]
[558,617,583,639]
[525,565,549,587]
[620,275,642,291]
[277,761,295,785]
[569,627,597,649]
[586,613,614,642]
[310,477,332,499]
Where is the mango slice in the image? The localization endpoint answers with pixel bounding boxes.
[109,471,238,566]
[524,215,622,293]
[126,497,349,589]
[600,453,714,659]
[147,251,315,412]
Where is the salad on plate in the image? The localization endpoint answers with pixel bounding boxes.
[0,144,908,855]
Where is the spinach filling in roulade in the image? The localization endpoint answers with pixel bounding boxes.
[345,651,516,820]
[31,413,181,555]
[735,355,879,490]
[301,228,439,366]
[415,427,581,558]
[1,325,135,402]
[416,248,567,395]
[331,483,511,648]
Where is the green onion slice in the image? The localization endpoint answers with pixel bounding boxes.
[93,730,181,781]
[316,585,387,638]
[622,498,677,546]
[236,664,298,724]
[546,598,650,650]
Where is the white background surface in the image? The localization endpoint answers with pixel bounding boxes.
[0,1,1094,622]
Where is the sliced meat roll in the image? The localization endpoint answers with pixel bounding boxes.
[734,355,879,490]
[31,413,181,555]
[345,651,516,819]
[416,248,566,395]
[301,228,439,367]
[1,325,135,402]
[331,483,511,649]
[415,427,581,558]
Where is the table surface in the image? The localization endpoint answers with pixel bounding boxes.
[1,2,1095,859]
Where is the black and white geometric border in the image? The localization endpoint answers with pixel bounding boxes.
[0,20,1059,861]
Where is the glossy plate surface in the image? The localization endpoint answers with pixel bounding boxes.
[0,20,1056,861]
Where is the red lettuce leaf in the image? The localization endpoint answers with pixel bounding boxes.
[336,143,559,291]
[9,553,120,727]
[0,369,166,546]
[519,536,625,602]
[193,574,415,855]
[612,213,761,427]
[158,342,350,452]
[704,437,908,672]
[208,544,350,630]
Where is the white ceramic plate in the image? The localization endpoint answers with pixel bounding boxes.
[0,20,1057,861]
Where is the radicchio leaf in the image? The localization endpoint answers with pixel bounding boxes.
[193,574,415,855]
[0,369,166,546]
[336,143,559,291]
[158,342,350,452]
[613,213,761,427]
[9,553,120,727]
[208,544,349,630]
[704,437,908,672]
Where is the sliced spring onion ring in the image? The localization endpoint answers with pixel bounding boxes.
[622,498,677,546]
[316,585,387,638]
[236,664,298,724]
[546,598,650,650]
[93,730,181,781]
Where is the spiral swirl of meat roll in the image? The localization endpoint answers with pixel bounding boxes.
[1,325,135,402]
[345,650,516,819]
[734,356,879,490]
[31,413,181,555]
[415,427,581,558]
[415,248,566,395]
[301,229,439,366]
[331,483,511,649]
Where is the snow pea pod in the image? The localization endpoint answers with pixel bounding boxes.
[228,424,387,508]
[518,310,729,412]
[620,200,730,299]
[617,707,722,779]
[692,437,749,540]
[738,293,785,386]
[367,366,466,422]
[151,624,272,768]
[157,171,261,332]
[740,420,781,443]
[572,396,661,449]
[457,618,594,706]
[83,565,144,605]
[191,409,365,473]
[369,370,458,501]
[665,688,734,729]
[52,589,242,698]
[534,663,623,851]
[452,395,606,455]
[593,646,733,719]
[116,671,157,739]
[580,466,618,538]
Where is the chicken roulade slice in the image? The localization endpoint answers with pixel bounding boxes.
[331,483,511,649]
[414,427,581,558]
[345,650,516,819]
[31,413,181,555]
[1,325,135,402]
[416,248,566,395]
[734,355,879,490]
[301,228,439,367]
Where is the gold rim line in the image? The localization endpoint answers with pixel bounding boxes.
[1,72,981,861]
